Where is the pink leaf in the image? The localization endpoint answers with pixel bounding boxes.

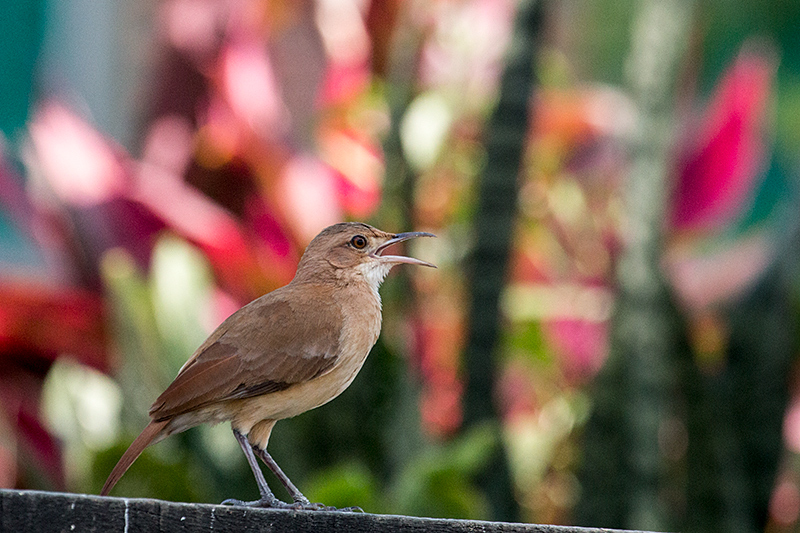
[670,44,776,232]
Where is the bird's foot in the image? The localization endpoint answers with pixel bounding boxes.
[221,497,362,512]
[221,496,294,509]
[290,501,332,511]
[291,502,363,512]
[288,496,364,512]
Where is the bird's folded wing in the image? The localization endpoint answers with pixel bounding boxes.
[149,290,341,420]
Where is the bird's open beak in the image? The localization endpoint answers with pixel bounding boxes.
[373,231,436,268]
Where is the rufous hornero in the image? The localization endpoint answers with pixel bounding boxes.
[100,222,435,510]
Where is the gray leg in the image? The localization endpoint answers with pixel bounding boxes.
[252,447,311,505]
[225,428,362,512]
[222,429,289,508]
[253,446,363,513]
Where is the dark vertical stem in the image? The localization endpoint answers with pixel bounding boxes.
[461,0,544,522]
[574,0,692,530]
[682,263,795,533]
[375,13,429,476]
[616,3,690,530]
[379,10,424,234]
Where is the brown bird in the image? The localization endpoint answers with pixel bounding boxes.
[100,222,434,509]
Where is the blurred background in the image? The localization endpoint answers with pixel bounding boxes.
[2,0,800,531]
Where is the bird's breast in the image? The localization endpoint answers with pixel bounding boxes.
[302,283,383,407]
[230,283,383,426]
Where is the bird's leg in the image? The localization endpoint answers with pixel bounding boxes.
[222,429,291,508]
[252,446,311,506]
[253,447,363,512]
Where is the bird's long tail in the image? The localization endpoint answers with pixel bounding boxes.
[100,419,169,496]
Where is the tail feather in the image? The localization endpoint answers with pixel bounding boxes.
[100,419,169,496]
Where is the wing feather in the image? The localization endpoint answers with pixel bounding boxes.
[150,285,342,420]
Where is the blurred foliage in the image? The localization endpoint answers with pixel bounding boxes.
[389,422,497,519]
[3,0,800,531]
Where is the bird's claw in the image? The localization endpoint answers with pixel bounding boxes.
[288,501,362,512]
[221,497,294,509]
[289,501,328,511]
[222,497,362,512]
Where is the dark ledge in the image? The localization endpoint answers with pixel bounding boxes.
[1,489,653,533]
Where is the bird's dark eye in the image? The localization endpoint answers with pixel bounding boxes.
[350,235,368,249]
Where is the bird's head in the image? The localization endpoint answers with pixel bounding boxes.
[294,222,435,288]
